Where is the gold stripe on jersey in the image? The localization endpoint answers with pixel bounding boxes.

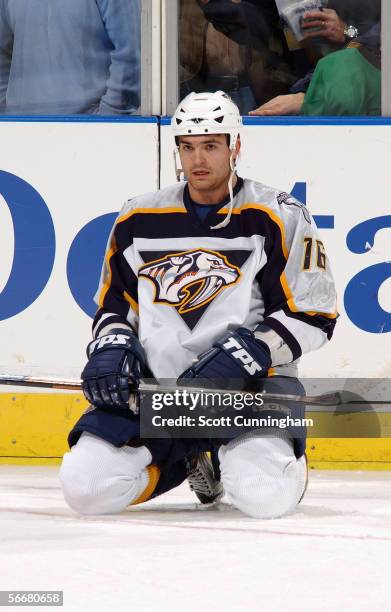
[98,242,117,308]
[131,464,161,506]
[116,205,187,226]
[123,290,139,315]
[305,310,338,319]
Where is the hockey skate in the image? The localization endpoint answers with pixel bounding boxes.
[187,452,223,505]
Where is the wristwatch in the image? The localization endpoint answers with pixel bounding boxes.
[344,24,359,40]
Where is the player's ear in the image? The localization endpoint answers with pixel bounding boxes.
[233,135,241,161]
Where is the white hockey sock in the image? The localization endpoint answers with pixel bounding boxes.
[60,432,158,515]
[218,434,307,519]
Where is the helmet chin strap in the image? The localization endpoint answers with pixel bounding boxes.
[174,146,239,229]
[174,148,183,182]
[210,151,237,230]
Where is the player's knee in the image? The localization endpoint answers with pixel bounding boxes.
[59,433,152,515]
[219,435,307,519]
[60,449,122,515]
[222,464,302,519]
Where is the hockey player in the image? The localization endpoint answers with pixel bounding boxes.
[60,91,337,518]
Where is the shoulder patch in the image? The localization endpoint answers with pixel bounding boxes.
[277,192,311,224]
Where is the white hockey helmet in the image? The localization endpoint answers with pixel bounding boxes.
[171,90,242,150]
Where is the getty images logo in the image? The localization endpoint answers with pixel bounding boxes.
[222,336,262,375]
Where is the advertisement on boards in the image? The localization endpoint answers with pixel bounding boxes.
[0,118,159,379]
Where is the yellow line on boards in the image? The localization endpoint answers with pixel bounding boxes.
[1,394,391,469]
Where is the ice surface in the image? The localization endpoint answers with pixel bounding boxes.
[1,467,391,612]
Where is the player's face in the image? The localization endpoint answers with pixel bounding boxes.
[178,134,240,203]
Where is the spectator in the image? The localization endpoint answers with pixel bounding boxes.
[250,1,380,116]
[301,23,381,116]
[180,0,256,114]
[180,0,295,114]
[0,0,141,115]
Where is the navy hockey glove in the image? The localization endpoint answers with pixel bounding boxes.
[81,329,146,410]
[178,328,272,388]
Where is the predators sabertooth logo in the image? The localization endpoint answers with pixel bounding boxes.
[139,248,251,330]
[139,249,241,314]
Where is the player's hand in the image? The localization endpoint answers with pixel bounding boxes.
[249,93,305,116]
[178,328,272,388]
[301,8,346,44]
[81,329,146,410]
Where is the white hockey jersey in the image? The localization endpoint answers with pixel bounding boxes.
[92,178,337,378]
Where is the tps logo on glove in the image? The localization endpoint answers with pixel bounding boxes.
[222,337,263,376]
[82,329,146,411]
[88,333,131,355]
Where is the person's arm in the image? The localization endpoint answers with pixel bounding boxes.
[255,193,337,364]
[327,0,381,40]
[81,199,146,410]
[302,3,380,46]
[0,3,13,112]
[197,0,276,51]
[249,93,305,116]
[354,22,381,50]
[95,0,141,115]
[92,205,139,339]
